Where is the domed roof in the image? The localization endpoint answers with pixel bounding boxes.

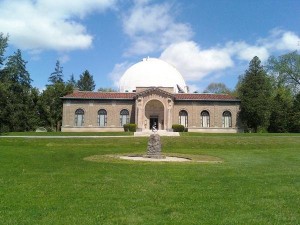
[119,57,187,93]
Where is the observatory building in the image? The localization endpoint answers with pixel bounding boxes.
[61,57,242,133]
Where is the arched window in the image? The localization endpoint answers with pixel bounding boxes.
[222,111,232,128]
[201,110,210,128]
[75,109,84,127]
[98,109,107,127]
[179,110,188,127]
[120,109,129,126]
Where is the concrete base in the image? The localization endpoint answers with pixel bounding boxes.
[134,130,180,137]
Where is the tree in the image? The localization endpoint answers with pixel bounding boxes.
[289,93,300,132]
[67,74,77,88]
[77,70,95,91]
[98,87,117,92]
[48,60,64,84]
[268,86,293,132]
[0,49,36,131]
[203,82,231,94]
[238,56,273,132]
[0,33,8,67]
[267,51,300,94]
[40,82,73,131]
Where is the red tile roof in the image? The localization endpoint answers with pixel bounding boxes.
[62,91,136,99]
[62,91,239,101]
[174,93,239,101]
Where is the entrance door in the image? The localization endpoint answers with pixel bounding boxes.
[150,116,158,130]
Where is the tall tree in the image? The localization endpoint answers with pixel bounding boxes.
[268,86,293,132]
[40,82,73,131]
[238,56,273,132]
[203,82,231,94]
[267,51,300,94]
[67,74,77,88]
[48,60,64,84]
[0,33,9,132]
[1,49,35,131]
[0,33,8,67]
[77,70,95,91]
[289,93,300,132]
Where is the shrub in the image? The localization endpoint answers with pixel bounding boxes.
[123,124,137,132]
[172,124,185,132]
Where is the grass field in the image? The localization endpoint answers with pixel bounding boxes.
[0,133,299,225]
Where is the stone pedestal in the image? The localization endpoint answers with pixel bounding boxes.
[145,133,165,159]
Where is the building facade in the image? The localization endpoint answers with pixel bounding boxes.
[61,58,242,133]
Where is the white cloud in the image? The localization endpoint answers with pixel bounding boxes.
[0,0,117,52]
[159,30,300,82]
[224,41,270,61]
[160,41,234,81]
[123,1,193,56]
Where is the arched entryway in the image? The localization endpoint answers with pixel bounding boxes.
[145,99,164,130]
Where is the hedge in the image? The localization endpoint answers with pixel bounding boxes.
[123,124,137,132]
[172,124,185,132]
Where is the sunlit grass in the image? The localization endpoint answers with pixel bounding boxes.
[0,134,299,225]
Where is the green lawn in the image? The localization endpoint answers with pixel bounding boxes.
[0,134,300,225]
[1,131,133,136]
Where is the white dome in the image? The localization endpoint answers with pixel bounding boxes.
[119,58,187,93]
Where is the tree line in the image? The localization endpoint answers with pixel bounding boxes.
[0,34,110,132]
[0,33,299,133]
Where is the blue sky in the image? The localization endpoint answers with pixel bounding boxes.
[1,0,299,92]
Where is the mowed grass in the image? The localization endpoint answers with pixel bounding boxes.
[0,134,300,225]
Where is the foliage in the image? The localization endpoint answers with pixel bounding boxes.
[289,93,300,132]
[98,87,117,92]
[48,60,64,84]
[67,74,77,88]
[40,82,73,131]
[123,123,137,132]
[203,82,231,94]
[267,51,300,95]
[0,49,39,131]
[0,33,8,66]
[268,86,293,132]
[172,124,185,132]
[77,70,95,91]
[238,56,273,132]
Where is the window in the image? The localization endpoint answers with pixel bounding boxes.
[98,109,107,127]
[179,110,188,127]
[120,109,129,126]
[75,109,84,127]
[222,111,232,128]
[201,111,210,127]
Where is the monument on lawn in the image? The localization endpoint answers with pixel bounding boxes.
[145,123,165,159]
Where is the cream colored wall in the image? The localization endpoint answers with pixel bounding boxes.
[173,101,240,129]
[62,100,134,131]
[62,96,241,132]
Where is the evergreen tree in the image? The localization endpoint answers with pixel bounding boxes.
[77,70,95,91]
[0,33,8,67]
[1,49,35,131]
[48,60,64,84]
[238,56,273,132]
[0,33,9,132]
[67,74,77,88]
[40,82,73,131]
